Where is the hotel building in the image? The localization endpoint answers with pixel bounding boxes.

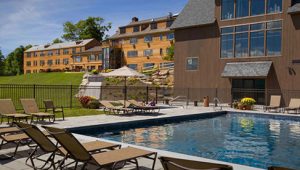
[171,0,300,104]
[24,39,102,73]
[108,14,177,71]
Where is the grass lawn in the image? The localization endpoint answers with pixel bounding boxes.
[0,72,84,85]
[1,108,106,123]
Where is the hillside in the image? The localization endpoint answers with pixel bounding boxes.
[0,72,84,85]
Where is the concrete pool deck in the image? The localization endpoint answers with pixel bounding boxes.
[0,105,299,170]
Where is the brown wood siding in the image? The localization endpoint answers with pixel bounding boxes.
[174,0,300,103]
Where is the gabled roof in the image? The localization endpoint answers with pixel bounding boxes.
[126,14,178,27]
[25,39,95,52]
[288,3,300,14]
[171,0,216,30]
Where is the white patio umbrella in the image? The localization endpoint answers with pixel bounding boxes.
[101,66,146,107]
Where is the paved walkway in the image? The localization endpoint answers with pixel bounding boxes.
[1,105,299,170]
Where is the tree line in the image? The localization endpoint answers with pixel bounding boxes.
[0,17,111,76]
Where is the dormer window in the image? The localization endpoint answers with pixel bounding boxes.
[130,38,138,44]
[120,27,126,34]
[166,20,174,28]
[150,22,157,30]
[133,26,140,32]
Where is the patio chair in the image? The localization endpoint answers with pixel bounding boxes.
[264,95,281,112]
[20,99,55,123]
[284,98,300,114]
[43,100,65,120]
[42,126,157,170]
[0,99,30,124]
[127,100,161,113]
[159,156,233,170]
[14,122,121,169]
[99,100,133,114]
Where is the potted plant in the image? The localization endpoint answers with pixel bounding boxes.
[240,97,256,110]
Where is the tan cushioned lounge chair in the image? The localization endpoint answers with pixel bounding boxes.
[159,156,233,170]
[42,126,157,170]
[284,98,300,114]
[0,99,30,124]
[20,99,55,123]
[264,95,281,112]
[100,100,133,114]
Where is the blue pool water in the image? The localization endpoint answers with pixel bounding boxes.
[73,113,300,169]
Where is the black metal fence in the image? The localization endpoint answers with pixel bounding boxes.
[0,84,299,109]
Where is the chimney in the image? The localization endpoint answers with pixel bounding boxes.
[132,17,139,22]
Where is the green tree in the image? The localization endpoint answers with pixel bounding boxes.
[163,44,175,61]
[0,49,5,75]
[4,45,32,75]
[52,38,63,44]
[62,17,111,42]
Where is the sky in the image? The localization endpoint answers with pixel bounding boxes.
[0,0,188,56]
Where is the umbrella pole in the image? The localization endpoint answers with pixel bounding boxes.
[124,77,127,107]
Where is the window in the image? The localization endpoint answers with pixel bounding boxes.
[150,22,157,30]
[235,25,249,58]
[167,33,175,40]
[63,59,69,65]
[56,49,60,55]
[98,54,103,61]
[160,48,163,56]
[144,49,153,57]
[120,27,126,34]
[220,20,282,58]
[74,56,82,62]
[236,0,249,18]
[221,27,234,58]
[166,20,174,27]
[55,59,60,65]
[88,55,96,61]
[133,26,140,32]
[292,0,300,5]
[186,57,198,70]
[128,64,138,70]
[34,52,37,57]
[159,35,164,41]
[47,51,53,56]
[63,49,69,55]
[127,51,138,57]
[144,63,155,69]
[266,21,282,56]
[47,60,53,66]
[250,23,265,56]
[40,60,45,66]
[221,0,234,20]
[130,38,138,44]
[144,35,152,42]
[267,0,282,13]
[72,48,76,54]
[251,0,265,16]
[40,52,45,57]
[33,61,38,66]
[26,61,31,66]
[26,52,31,58]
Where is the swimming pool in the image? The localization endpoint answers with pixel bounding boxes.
[72,112,300,169]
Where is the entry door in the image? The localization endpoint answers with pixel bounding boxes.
[232,79,265,104]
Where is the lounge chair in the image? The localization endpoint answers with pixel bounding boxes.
[14,122,121,169]
[159,156,233,170]
[43,100,65,120]
[264,95,281,112]
[42,126,157,170]
[0,99,30,124]
[99,100,133,114]
[284,98,300,114]
[127,100,161,113]
[20,99,55,123]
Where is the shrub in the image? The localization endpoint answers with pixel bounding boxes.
[79,96,92,108]
[91,69,99,75]
[79,96,99,109]
[241,97,256,106]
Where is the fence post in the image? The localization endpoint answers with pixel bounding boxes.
[70,85,73,109]
[33,84,36,98]
[146,86,149,104]
[100,86,103,101]
[186,88,190,107]
[155,87,158,104]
